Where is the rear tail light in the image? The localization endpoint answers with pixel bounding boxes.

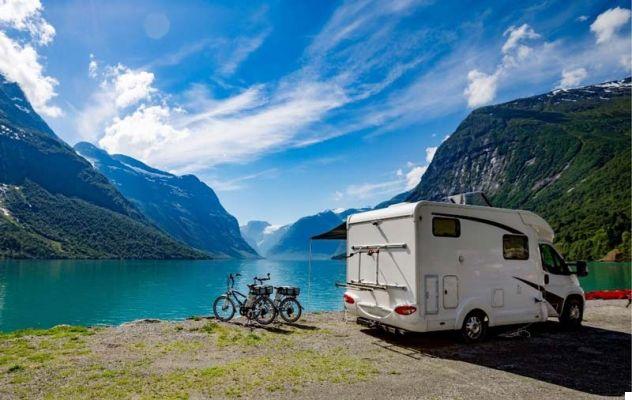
[394,305,417,315]
[343,293,355,304]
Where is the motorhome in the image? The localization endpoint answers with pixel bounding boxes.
[337,199,587,342]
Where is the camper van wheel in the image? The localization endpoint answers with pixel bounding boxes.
[559,297,583,330]
[460,311,488,343]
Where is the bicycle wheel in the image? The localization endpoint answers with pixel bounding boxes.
[213,295,236,321]
[253,297,277,325]
[279,298,302,323]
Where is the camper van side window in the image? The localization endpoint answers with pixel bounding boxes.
[503,235,529,260]
[432,217,460,237]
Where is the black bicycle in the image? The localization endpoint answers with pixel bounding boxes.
[272,286,303,323]
[212,273,277,325]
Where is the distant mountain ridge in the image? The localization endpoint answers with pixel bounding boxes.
[0,75,205,259]
[239,221,289,256]
[383,78,631,260]
[75,142,258,259]
[242,208,369,260]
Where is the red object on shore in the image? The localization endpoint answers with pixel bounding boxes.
[585,289,632,300]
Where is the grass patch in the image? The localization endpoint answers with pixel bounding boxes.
[45,347,375,399]
[158,340,204,354]
[0,325,94,339]
[0,325,92,372]
[0,321,377,399]
[196,321,269,348]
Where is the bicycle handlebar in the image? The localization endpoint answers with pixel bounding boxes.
[253,273,271,284]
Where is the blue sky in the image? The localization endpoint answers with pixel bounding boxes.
[1,0,630,225]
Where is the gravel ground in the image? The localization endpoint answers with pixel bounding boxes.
[0,300,629,399]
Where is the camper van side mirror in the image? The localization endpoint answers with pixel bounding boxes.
[569,261,588,277]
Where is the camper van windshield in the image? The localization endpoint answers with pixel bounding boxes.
[539,244,570,275]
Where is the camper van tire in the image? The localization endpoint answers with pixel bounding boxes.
[460,310,489,343]
[559,296,583,330]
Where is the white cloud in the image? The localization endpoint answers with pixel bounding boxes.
[405,165,426,190]
[576,15,588,22]
[344,145,436,201]
[345,179,403,200]
[0,0,55,45]
[464,24,542,108]
[425,146,437,163]
[464,69,499,108]
[96,80,347,171]
[219,29,271,76]
[502,24,540,54]
[108,66,156,108]
[88,54,98,78]
[557,67,587,89]
[0,0,60,117]
[590,7,631,44]
[77,63,157,141]
[204,169,278,192]
[403,145,436,190]
[342,159,428,201]
[99,105,187,161]
[0,31,60,117]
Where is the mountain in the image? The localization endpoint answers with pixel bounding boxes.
[384,78,631,261]
[266,211,343,260]
[0,75,205,259]
[260,208,369,260]
[240,221,289,256]
[74,143,258,259]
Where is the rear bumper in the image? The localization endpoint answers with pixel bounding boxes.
[344,300,426,332]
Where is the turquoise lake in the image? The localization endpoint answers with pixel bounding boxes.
[0,259,346,332]
[0,260,628,332]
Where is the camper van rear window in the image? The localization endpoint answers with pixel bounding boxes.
[432,217,460,237]
[503,235,529,260]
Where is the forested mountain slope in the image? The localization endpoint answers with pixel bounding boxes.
[0,75,204,259]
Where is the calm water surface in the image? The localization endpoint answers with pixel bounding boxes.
[0,259,345,331]
[0,260,628,331]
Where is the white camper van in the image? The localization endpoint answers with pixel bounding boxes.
[340,200,587,342]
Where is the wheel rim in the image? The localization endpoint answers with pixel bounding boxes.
[569,304,581,320]
[280,299,301,322]
[254,299,275,324]
[465,316,482,339]
[214,297,234,320]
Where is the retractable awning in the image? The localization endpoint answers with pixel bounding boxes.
[311,222,347,240]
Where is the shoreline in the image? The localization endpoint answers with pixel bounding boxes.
[0,297,626,334]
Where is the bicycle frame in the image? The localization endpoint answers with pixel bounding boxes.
[221,274,261,313]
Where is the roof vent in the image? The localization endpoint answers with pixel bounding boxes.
[444,191,492,207]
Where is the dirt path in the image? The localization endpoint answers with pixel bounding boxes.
[0,300,629,399]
